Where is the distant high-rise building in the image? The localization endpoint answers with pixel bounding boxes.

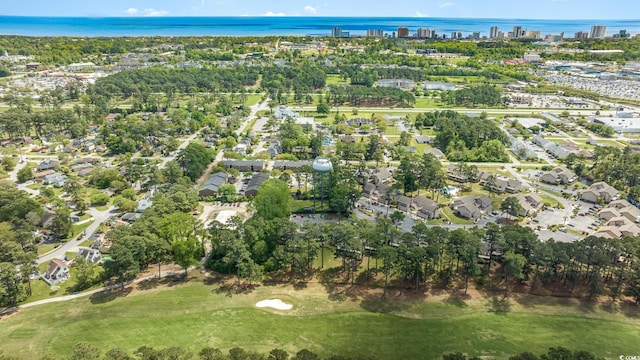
[528,30,541,39]
[490,26,499,39]
[416,28,430,38]
[512,26,523,38]
[366,29,384,37]
[574,31,589,39]
[397,27,410,38]
[613,29,629,38]
[457,32,462,39]
[589,25,607,39]
[331,27,343,38]
[497,31,504,39]
[451,32,457,39]
[472,32,480,39]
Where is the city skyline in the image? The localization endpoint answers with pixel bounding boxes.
[0,0,639,19]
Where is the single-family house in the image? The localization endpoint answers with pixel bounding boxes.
[77,247,101,263]
[121,213,141,223]
[199,172,229,197]
[424,148,444,159]
[581,182,620,204]
[43,173,67,187]
[136,199,153,213]
[71,163,93,173]
[33,169,56,181]
[37,159,60,172]
[415,135,433,144]
[43,259,69,285]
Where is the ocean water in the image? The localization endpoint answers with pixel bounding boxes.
[0,16,639,37]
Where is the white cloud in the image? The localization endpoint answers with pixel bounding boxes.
[439,1,456,8]
[304,5,317,14]
[414,11,428,17]
[125,8,138,15]
[144,8,170,16]
[262,11,287,16]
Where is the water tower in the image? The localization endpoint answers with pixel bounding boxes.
[312,157,333,211]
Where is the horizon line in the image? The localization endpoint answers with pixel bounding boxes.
[0,14,639,21]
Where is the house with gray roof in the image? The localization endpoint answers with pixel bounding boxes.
[581,181,620,204]
[424,148,444,159]
[415,135,433,144]
[199,172,229,197]
[452,195,492,219]
[77,247,101,263]
[273,161,312,171]
[37,159,60,172]
[222,160,264,172]
[43,173,67,187]
[541,166,577,185]
[244,173,270,197]
[411,196,440,220]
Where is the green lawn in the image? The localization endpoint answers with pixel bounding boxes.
[36,243,59,256]
[414,97,445,109]
[2,279,640,359]
[326,74,349,86]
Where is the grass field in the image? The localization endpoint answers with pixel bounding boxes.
[2,275,640,359]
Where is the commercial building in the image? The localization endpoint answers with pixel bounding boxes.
[377,78,415,89]
[589,116,640,133]
[523,53,541,63]
[589,25,607,39]
[397,27,410,38]
[423,82,455,91]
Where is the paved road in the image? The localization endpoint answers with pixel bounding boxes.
[19,269,190,309]
[37,206,115,265]
[215,98,270,163]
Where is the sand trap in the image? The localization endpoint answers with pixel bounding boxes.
[255,299,293,310]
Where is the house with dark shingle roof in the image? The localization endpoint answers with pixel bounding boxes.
[244,173,270,197]
[199,172,229,197]
[43,259,69,285]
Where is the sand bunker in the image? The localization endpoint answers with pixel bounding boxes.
[255,299,293,310]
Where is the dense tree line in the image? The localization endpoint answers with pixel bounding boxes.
[103,178,201,284]
[262,63,327,103]
[277,119,323,159]
[26,343,601,360]
[441,84,505,107]
[433,111,509,162]
[337,65,424,86]
[0,182,46,306]
[177,143,215,182]
[91,67,260,101]
[563,146,640,196]
[328,86,415,107]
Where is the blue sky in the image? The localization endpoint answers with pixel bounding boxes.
[0,0,637,19]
